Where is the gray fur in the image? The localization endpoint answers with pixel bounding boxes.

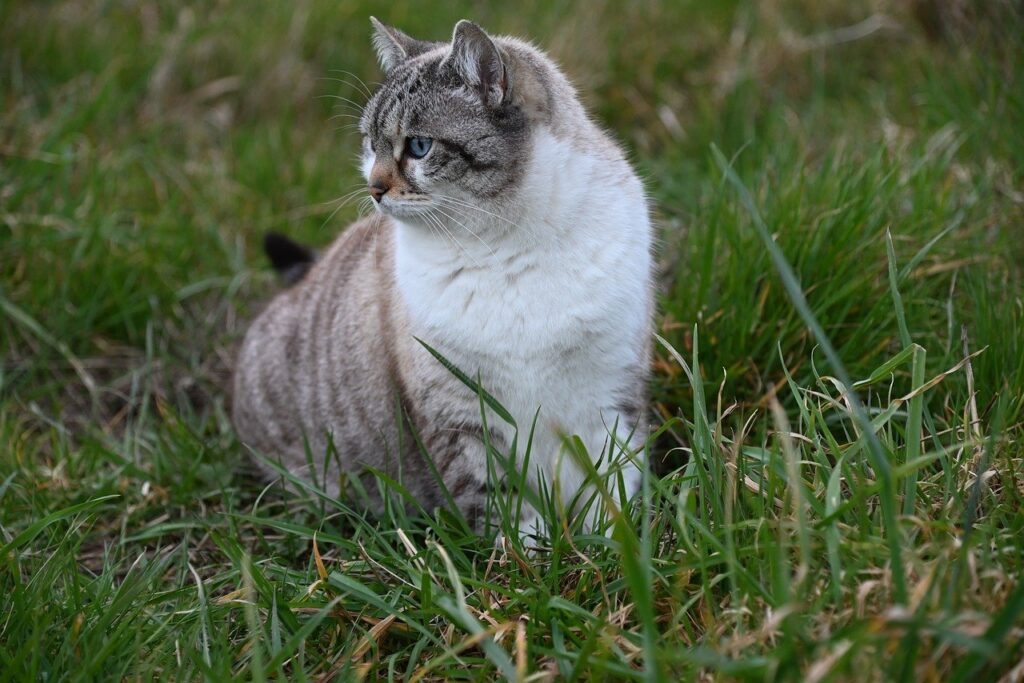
[361,27,531,200]
[235,216,505,525]
[369,17,439,73]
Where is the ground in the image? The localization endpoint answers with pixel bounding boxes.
[1,1,1022,680]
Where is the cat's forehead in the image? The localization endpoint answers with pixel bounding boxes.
[362,57,482,142]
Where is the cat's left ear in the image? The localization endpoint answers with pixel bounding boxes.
[444,20,508,107]
[370,17,434,73]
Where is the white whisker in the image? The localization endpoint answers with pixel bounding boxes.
[322,186,371,230]
[328,113,364,123]
[434,194,540,243]
[317,93,366,114]
[430,203,495,258]
[420,210,447,248]
[323,70,373,99]
[433,194,515,226]
[424,209,481,267]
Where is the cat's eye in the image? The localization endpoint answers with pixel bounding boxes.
[405,136,433,159]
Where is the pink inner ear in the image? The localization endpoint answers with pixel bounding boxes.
[371,17,437,73]
[472,45,507,105]
[446,22,507,103]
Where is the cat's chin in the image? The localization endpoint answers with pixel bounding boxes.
[375,200,432,221]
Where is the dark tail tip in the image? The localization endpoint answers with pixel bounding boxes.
[264,232,316,286]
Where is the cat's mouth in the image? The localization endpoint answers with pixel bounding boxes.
[374,195,434,220]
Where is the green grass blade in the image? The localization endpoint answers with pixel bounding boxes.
[712,144,907,604]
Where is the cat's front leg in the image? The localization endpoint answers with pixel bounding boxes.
[574,425,645,536]
[421,420,545,542]
[420,422,492,531]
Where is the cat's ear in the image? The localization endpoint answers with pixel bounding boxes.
[444,20,508,107]
[370,17,433,73]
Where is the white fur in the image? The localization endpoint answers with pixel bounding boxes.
[387,127,651,529]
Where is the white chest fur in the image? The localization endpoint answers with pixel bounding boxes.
[394,129,651,458]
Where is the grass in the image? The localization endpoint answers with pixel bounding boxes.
[2,0,1023,679]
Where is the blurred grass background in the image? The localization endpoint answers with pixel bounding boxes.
[3,0,1021,423]
[1,0,1023,680]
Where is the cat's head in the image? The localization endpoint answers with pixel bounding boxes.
[359,19,543,223]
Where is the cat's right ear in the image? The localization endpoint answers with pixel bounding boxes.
[444,20,508,108]
[370,17,433,73]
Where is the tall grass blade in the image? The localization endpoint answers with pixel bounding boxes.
[712,144,908,604]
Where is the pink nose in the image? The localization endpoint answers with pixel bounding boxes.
[369,180,390,202]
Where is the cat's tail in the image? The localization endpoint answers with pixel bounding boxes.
[263,232,317,286]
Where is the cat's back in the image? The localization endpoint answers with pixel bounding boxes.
[233,215,400,461]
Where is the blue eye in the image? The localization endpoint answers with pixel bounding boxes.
[406,136,433,159]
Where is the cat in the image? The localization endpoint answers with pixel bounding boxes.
[232,18,654,543]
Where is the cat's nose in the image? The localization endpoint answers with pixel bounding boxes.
[369,180,390,203]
